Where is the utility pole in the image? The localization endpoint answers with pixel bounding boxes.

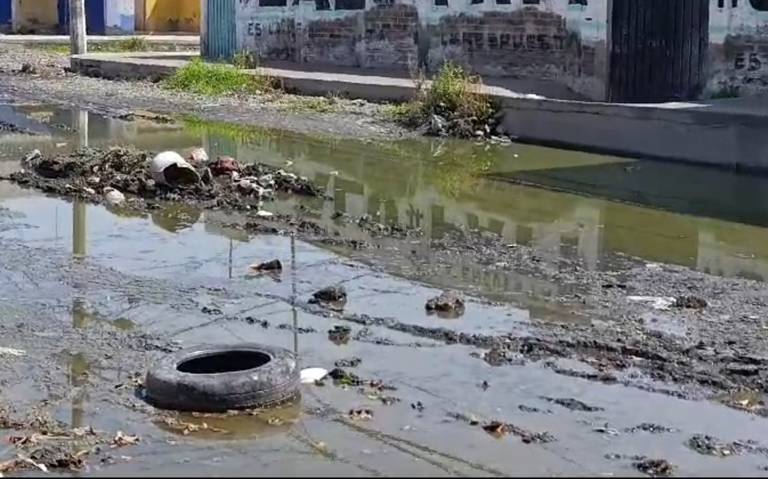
[69,0,87,55]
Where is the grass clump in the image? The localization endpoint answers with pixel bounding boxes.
[165,58,273,96]
[280,95,341,114]
[97,37,149,52]
[32,37,150,55]
[32,37,151,56]
[388,62,495,138]
[233,51,259,70]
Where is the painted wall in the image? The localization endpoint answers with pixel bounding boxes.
[13,0,58,33]
[707,0,768,97]
[234,0,609,100]
[138,0,200,32]
[105,0,134,33]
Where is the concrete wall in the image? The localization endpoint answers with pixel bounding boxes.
[235,0,608,100]
[105,0,135,34]
[137,0,199,32]
[708,0,768,97]
[12,0,58,33]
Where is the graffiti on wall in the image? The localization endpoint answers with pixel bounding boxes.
[235,0,605,98]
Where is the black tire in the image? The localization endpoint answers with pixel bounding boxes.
[145,343,300,412]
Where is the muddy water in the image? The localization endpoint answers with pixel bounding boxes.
[1,105,768,476]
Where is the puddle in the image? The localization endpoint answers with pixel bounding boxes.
[1,105,768,475]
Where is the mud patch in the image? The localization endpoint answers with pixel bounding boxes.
[541,396,603,412]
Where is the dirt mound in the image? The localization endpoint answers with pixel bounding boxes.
[9,147,322,212]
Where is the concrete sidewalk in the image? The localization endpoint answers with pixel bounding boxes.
[69,51,768,171]
[0,34,198,45]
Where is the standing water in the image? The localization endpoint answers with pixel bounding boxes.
[0,104,767,476]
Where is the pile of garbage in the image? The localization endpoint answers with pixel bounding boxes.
[10,146,321,212]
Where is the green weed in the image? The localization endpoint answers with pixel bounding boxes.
[387,62,495,136]
[164,59,273,96]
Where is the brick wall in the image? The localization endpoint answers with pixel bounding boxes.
[708,1,768,97]
[235,0,608,100]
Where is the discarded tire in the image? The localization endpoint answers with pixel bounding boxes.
[145,343,299,412]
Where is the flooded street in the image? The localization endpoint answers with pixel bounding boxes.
[1,104,768,476]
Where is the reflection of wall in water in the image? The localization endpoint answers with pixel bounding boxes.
[697,230,768,281]
[318,170,602,271]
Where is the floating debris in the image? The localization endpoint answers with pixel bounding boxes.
[633,458,675,477]
[348,408,373,421]
[334,357,362,368]
[425,291,465,317]
[111,431,140,448]
[674,295,707,309]
[250,259,282,272]
[627,296,676,311]
[300,368,329,384]
[541,396,604,412]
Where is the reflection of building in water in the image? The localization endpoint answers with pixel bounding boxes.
[232,135,768,281]
[697,228,768,281]
[313,168,604,272]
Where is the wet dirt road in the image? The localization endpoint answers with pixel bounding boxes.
[0,105,767,476]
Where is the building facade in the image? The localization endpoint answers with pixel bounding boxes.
[10,0,134,34]
[224,0,768,102]
[136,0,200,32]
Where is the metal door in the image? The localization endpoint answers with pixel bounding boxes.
[203,0,237,60]
[609,0,709,102]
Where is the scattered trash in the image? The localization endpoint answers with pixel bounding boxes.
[27,445,87,471]
[370,394,399,406]
[334,357,362,368]
[624,423,678,434]
[310,286,347,311]
[255,209,274,218]
[673,295,707,309]
[541,396,604,412]
[18,455,47,473]
[328,325,352,345]
[687,434,741,457]
[154,416,227,435]
[300,368,329,384]
[312,286,347,303]
[348,408,373,421]
[208,156,241,177]
[19,63,37,75]
[328,368,363,386]
[0,347,25,357]
[201,306,223,315]
[425,291,465,317]
[201,167,213,184]
[627,296,676,311]
[593,424,620,436]
[633,458,675,477]
[8,434,42,447]
[249,259,282,272]
[518,405,553,414]
[103,187,126,207]
[447,412,480,426]
[266,416,283,426]
[149,151,200,186]
[186,147,209,166]
[111,431,140,448]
